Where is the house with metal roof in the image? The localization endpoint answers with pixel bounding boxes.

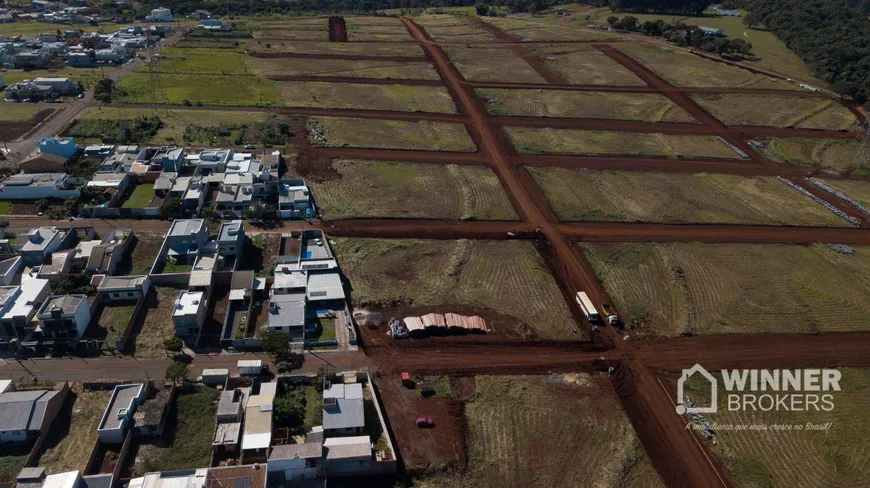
[97,383,145,443]
[15,468,113,488]
[242,381,276,461]
[322,383,364,437]
[323,436,373,476]
[267,442,323,482]
[0,388,64,443]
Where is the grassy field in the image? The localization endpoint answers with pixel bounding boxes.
[0,444,29,482]
[133,387,219,475]
[618,44,796,89]
[530,44,646,86]
[442,45,546,83]
[277,81,457,113]
[680,368,870,487]
[115,233,163,276]
[117,74,283,107]
[582,242,870,337]
[77,106,273,145]
[309,117,475,151]
[0,104,48,121]
[245,57,439,80]
[478,89,697,122]
[121,183,156,209]
[819,179,870,209]
[759,138,865,175]
[0,202,12,214]
[137,47,249,75]
[247,40,423,56]
[482,15,623,41]
[38,386,113,474]
[422,374,664,488]
[310,160,517,220]
[88,302,138,345]
[133,287,181,358]
[252,29,328,40]
[415,14,499,43]
[0,21,120,37]
[332,239,577,339]
[692,94,859,130]
[530,168,847,226]
[2,67,119,89]
[507,127,740,159]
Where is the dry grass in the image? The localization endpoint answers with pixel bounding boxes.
[530,44,646,86]
[530,168,848,226]
[692,94,859,130]
[277,81,457,113]
[680,368,870,488]
[618,44,797,89]
[507,127,740,159]
[422,374,664,488]
[820,179,870,208]
[38,385,113,474]
[478,89,697,122]
[482,16,622,41]
[349,31,413,41]
[133,286,182,359]
[245,57,439,79]
[247,41,423,56]
[415,14,499,43]
[443,45,546,83]
[582,242,870,337]
[759,138,864,175]
[309,117,475,151]
[310,159,517,220]
[251,29,328,40]
[331,239,577,339]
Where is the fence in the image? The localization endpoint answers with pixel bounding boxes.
[116,294,149,352]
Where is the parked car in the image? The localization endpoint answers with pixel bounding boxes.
[416,417,435,428]
[244,144,255,149]
[420,387,435,397]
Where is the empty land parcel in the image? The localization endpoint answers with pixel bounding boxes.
[441,45,547,83]
[531,45,645,85]
[246,40,423,56]
[758,138,865,175]
[582,243,870,337]
[308,117,475,152]
[691,94,859,130]
[117,74,283,107]
[245,57,440,80]
[277,81,457,113]
[529,168,848,226]
[309,160,516,220]
[331,239,577,339]
[478,89,697,122]
[507,128,740,158]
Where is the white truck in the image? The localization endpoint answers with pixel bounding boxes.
[575,292,600,322]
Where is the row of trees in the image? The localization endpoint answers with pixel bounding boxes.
[606,16,754,58]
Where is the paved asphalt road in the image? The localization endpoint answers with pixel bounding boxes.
[0,350,369,382]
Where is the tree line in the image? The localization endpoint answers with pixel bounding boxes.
[607,15,754,57]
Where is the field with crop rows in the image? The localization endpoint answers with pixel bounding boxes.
[508,128,740,158]
[530,168,847,226]
[277,81,457,113]
[310,160,516,221]
[582,242,870,337]
[692,94,859,130]
[331,239,577,339]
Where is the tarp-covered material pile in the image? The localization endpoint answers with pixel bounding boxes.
[401,313,489,333]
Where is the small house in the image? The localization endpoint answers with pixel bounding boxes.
[267,442,323,482]
[322,383,364,437]
[97,383,145,443]
[97,276,150,302]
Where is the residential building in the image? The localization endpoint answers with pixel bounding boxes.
[173,290,205,339]
[132,384,170,438]
[195,18,230,31]
[0,173,79,200]
[4,78,81,101]
[323,436,373,475]
[14,469,113,488]
[277,179,314,220]
[153,219,208,272]
[83,144,115,159]
[128,469,208,488]
[37,137,78,159]
[698,26,724,36]
[153,172,176,197]
[86,172,130,193]
[0,279,51,348]
[0,257,22,286]
[97,383,144,443]
[267,442,322,482]
[213,388,243,452]
[18,152,69,174]
[0,389,64,443]
[36,250,73,282]
[84,230,131,276]
[20,228,64,266]
[217,220,244,257]
[34,294,91,342]
[97,276,150,302]
[322,383,364,437]
[267,291,306,342]
[146,7,172,22]
[206,466,266,488]
[189,148,233,174]
[241,381,276,460]
[215,174,255,218]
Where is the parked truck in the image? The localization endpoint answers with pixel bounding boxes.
[601,304,620,326]
[575,292,600,322]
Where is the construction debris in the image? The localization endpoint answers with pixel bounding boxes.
[808,178,870,217]
[715,136,749,158]
[828,244,856,254]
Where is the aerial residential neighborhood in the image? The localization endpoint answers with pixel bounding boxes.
[0,0,869,487]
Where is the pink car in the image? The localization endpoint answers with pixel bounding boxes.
[416,417,435,428]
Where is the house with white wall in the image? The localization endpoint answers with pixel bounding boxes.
[97,383,144,443]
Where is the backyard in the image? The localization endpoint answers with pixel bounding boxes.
[121,183,157,209]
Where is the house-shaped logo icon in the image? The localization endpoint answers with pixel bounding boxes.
[676,364,717,415]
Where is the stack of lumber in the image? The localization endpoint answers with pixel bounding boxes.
[401,313,489,333]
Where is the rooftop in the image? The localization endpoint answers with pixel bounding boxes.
[273,267,306,289]
[1,279,49,321]
[169,219,204,237]
[268,294,305,329]
[98,383,144,431]
[98,276,147,291]
[21,227,60,252]
[322,383,364,431]
[0,389,59,432]
[38,294,85,317]
[1,173,67,189]
[269,442,323,460]
[174,290,204,317]
[306,272,345,301]
[218,220,243,243]
[323,436,371,460]
[217,388,243,418]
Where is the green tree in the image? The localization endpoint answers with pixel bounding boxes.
[260,329,291,357]
[164,337,183,353]
[606,15,619,27]
[244,202,275,222]
[475,2,488,15]
[273,390,305,427]
[742,12,762,29]
[161,196,182,217]
[166,361,188,381]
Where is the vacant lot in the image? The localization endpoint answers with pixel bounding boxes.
[252,29,328,40]
[137,47,248,75]
[115,233,163,276]
[310,160,517,220]
[132,387,218,476]
[692,94,859,130]
[530,168,846,226]
[416,15,499,43]
[530,45,646,86]
[582,242,870,337]
[678,368,870,487]
[819,179,870,209]
[309,117,475,152]
[121,183,157,209]
[118,74,283,107]
[132,287,181,358]
[759,138,865,175]
[246,57,439,80]
[618,44,795,89]
[0,104,47,121]
[482,16,622,41]
[248,41,423,57]
[479,89,697,122]
[38,386,113,474]
[331,239,577,339]
[508,128,740,159]
[442,45,546,83]
[0,105,55,140]
[88,301,138,345]
[277,81,457,113]
[427,374,664,488]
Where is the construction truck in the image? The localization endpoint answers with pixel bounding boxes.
[575,292,600,322]
[601,304,620,326]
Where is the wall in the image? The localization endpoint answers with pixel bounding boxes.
[116,293,147,352]
[0,188,79,200]
[112,429,134,480]
[366,373,398,475]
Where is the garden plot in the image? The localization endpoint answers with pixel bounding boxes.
[758,138,865,175]
[478,89,697,122]
[442,45,546,83]
[529,168,847,226]
[582,242,870,337]
[507,128,740,158]
[529,44,646,86]
[308,117,475,152]
[245,57,439,80]
[331,239,577,340]
[277,81,457,113]
[692,94,859,130]
[309,160,517,220]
